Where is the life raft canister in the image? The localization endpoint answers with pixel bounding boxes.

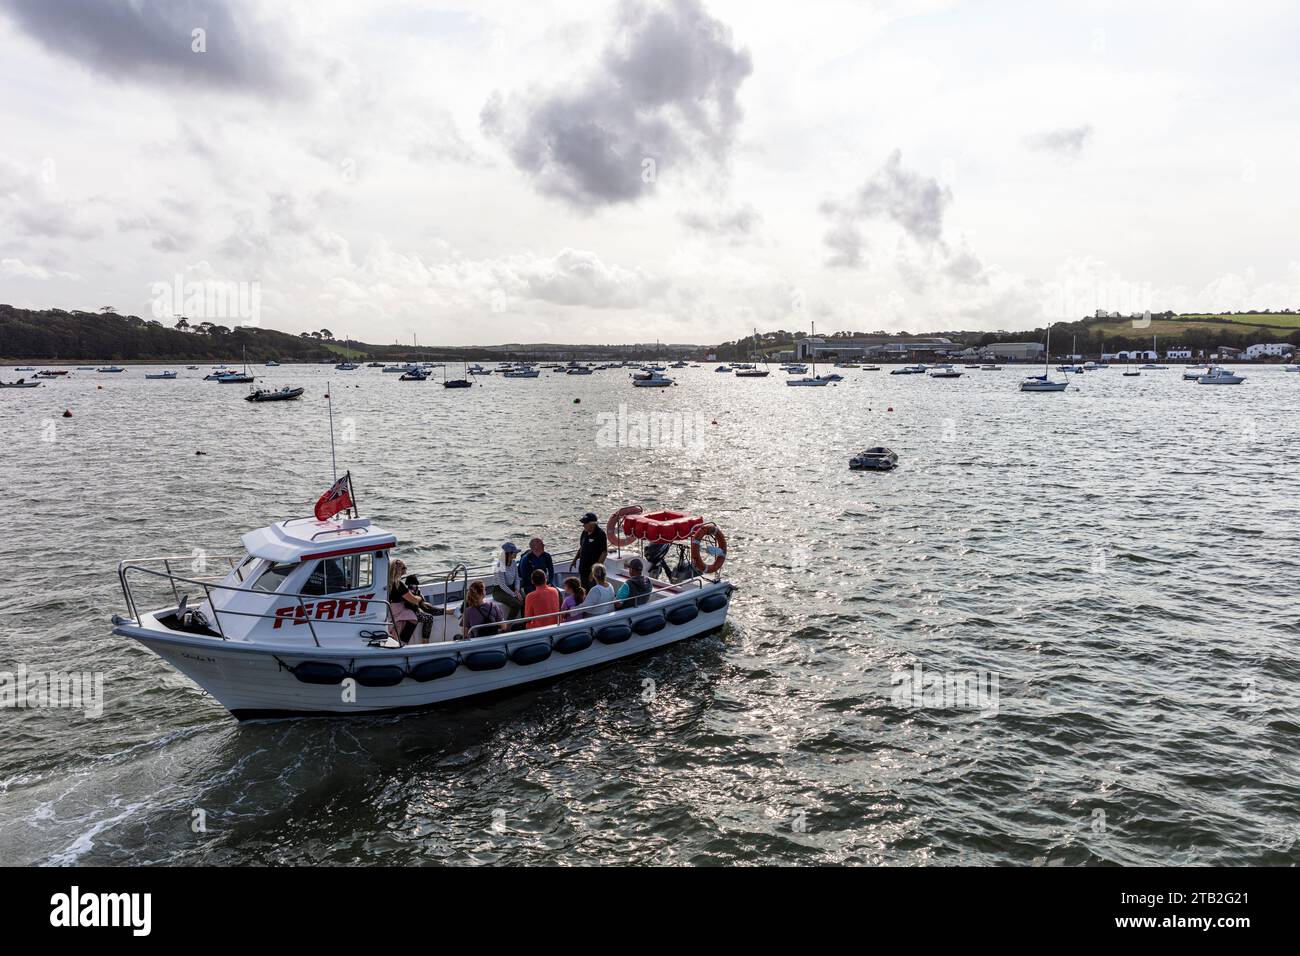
[690,522,727,574]
[625,509,704,542]
[607,505,643,547]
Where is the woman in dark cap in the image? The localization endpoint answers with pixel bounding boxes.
[492,541,524,623]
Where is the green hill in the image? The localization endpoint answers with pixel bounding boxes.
[0,306,337,363]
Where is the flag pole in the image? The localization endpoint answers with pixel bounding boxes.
[347,470,359,518]
[326,379,338,483]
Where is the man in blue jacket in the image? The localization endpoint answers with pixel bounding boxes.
[518,537,554,598]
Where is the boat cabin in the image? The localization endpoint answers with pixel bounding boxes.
[200,517,396,642]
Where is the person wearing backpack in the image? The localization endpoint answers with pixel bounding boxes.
[460,580,504,639]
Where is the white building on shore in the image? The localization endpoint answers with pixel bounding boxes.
[1245,342,1292,359]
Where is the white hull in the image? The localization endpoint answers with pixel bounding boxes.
[115,583,733,718]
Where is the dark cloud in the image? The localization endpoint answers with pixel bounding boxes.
[1027,124,1093,157]
[0,0,298,93]
[820,150,952,268]
[482,0,752,209]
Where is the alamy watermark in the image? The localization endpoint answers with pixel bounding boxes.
[595,403,710,450]
[1,665,104,718]
[151,274,261,326]
[890,663,999,713]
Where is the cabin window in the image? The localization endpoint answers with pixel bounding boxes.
[250,561,298,593]
[232,554,258,583]
[302,553,373,595]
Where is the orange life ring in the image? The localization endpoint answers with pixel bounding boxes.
[690,523,727,574]
[607,506,643,547]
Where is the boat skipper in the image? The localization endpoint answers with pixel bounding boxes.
[569,512,608,590]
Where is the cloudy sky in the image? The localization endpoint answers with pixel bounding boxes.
[1,0,1298,345]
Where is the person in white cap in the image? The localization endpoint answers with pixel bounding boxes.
[492,541,524,623]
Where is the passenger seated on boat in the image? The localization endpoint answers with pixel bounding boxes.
[405,574,439,642]
[615,558,653,609]
[491,542,524,621]
[523,569,562,629]
[387,559,427,645]
[518,538,554,596]
[560,577,585,621]
[581,565,616,617]
[461,581,505,639]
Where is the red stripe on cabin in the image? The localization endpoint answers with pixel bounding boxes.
[299,543,392,561]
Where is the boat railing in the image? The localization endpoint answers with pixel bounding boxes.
[117,560,400,649]
[462,574,711,638]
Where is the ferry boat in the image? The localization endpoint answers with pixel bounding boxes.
[110,492,734,719]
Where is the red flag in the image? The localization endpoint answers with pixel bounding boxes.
[314,473,354,522]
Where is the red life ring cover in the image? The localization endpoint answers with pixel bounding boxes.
[625,510,703,542]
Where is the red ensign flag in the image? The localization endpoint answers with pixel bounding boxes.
[314,473,354,521]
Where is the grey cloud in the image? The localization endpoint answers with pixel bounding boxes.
[821,216,866,269]
[820,150,952,268]
[0,157,103,240]
[482,0,752,209]
[0,0,299,93]
[1027,125,1093,157]
[679,202,761,238]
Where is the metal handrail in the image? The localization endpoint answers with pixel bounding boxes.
[463,575,710,638]
[117,562,397,647]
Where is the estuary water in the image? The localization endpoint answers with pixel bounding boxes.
[0,361,1297,866]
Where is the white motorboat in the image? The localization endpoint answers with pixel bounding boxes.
[928,368,962,378]
[505,366,540,378]
[111,495,734,719]
[632,371,674,387]
[1284,365,1299,373]
[1196,366,1245,385]
[1182,366,1208,380]
[145,370,177,379]
[334,361,359,371]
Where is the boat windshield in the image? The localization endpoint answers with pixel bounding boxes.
[231,553,258,583]
[250,561,299,593]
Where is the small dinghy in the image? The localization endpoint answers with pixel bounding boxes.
[849,447,898,471]
[111,486,734,719]
[245,386,305,402]
[0,378,41,388]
